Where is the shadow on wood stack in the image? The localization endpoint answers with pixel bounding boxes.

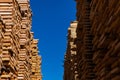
[64,0,120,80]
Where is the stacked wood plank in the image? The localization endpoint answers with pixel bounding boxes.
[64,21,78,80]
[75,0,95,79]
[64,0,120,80]
[0,20,4,79]
[17,0,32,80]
[0,0,20,79]
[0,0,42,80]
[31,39,42,80]
[90,0,120,79]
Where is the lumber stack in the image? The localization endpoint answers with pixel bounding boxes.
[17,0,32,80]
[64,0,120,80]
[0,0,20,79]
[31,39,42,80]
[64,21,78,80]
[0,20,5,79]
[75,0,95,79]
[0,0,42,80]
[90,0,120,79]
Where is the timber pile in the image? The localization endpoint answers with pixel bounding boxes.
[31,39,42,80]
[0,0,19,79]
[90,0,120,79]
[0,0,42,80]
[64,21,78,80]
[75,0,95,79]
[64,0,120,80]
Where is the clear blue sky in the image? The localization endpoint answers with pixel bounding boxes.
[30,0,76,80]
